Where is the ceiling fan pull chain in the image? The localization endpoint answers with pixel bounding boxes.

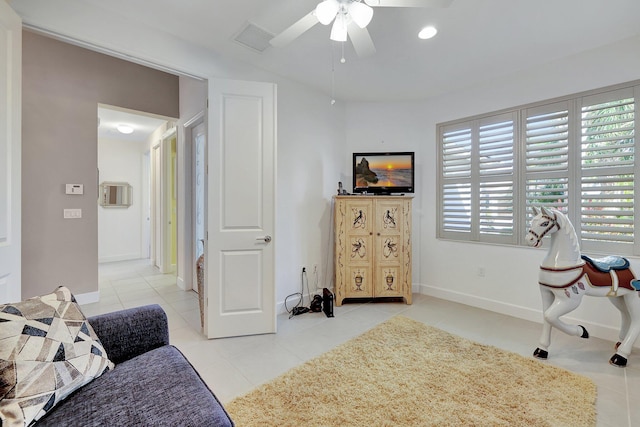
[331,44,336,105]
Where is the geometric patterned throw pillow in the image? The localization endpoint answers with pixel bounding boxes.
[0,287,114,427]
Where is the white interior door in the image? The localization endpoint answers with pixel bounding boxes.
[206,79,276,338]
[0,3,21,304]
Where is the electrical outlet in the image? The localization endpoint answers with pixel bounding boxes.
[313,264,318,274]
[477,267,485,277]
[302,266,306,273]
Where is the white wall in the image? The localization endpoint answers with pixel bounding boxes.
[276,83,345,305]
[97,137,147,262]
[345,34,640,345]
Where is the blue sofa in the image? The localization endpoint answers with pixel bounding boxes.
[35,304,234,426]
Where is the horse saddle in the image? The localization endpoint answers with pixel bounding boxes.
[580,255,629,272]
[580,255,640,292]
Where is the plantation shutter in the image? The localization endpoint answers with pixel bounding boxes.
[524,102,570,229]
[579,88,635,253]
[478,114,515,242]
[440,125,472,237]
[439,113,515,243]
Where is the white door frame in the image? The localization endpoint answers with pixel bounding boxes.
[161,127,177,274]
[151,128,178,274]
[141,150,151,259]
[183,112,206,292]
[151,142,162,270]
[0,3,21,303]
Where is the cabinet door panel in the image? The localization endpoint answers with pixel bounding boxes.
[375,200,403,235]
[375,265,402,298]
[346,201,373,235]
[378,234,401,264]
[347,235,372,264]
[346,266,373,298]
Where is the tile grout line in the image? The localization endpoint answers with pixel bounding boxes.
[624,368,631,427]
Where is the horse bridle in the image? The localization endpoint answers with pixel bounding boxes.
[528,212,561,245]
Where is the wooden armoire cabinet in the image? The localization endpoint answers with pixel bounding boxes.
[333,195,412,306]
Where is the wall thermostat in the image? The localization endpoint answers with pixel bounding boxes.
[65,184,84,195]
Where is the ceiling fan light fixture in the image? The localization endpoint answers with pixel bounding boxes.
[316,0,340,25]
[330,14,349,42]
[349,2,373,28]
[418,25,438,40]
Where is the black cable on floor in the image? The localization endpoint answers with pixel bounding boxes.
[285,268,311,319]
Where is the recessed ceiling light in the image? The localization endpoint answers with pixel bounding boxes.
[116,124,134,134]
[418,26,438,40]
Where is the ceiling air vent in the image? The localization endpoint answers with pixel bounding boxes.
[234,22,274,53]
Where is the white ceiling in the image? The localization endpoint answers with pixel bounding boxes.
[98,107,167,143]
[13,0,640,102]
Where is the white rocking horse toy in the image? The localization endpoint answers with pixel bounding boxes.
[526,206,640,367]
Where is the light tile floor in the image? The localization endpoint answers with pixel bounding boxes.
[85,260,638,426]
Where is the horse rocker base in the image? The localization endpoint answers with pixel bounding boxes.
[527,207,640,368]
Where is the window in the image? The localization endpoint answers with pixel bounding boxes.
[440,113,517,244]
[437,81,639,255]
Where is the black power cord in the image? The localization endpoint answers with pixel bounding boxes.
[291,306,309,316]
[285,268,313,319]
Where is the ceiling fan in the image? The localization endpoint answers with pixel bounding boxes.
[270,0,452,58]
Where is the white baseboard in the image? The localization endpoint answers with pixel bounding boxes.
[416,283,541,323]
[416,283,639,349]
[75,290,100,305]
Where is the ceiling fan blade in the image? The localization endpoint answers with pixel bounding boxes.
[270,11,319,47]
[347,24,377,58]
[367,0,453,7]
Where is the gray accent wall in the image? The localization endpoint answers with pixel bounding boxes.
[22,31,179,299]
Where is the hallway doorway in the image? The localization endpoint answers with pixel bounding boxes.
[97,105,175,272]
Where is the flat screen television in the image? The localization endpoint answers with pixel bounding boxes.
[352,152,415,195]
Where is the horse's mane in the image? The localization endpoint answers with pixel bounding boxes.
[548,208,580,253]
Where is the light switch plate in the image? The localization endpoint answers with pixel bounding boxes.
[63,209,82,219]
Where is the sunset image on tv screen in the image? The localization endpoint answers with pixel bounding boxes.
[355,155,412,188]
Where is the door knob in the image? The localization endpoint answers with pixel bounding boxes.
[256,235,272,243]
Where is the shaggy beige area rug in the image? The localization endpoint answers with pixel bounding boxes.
[226,316,596,427]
